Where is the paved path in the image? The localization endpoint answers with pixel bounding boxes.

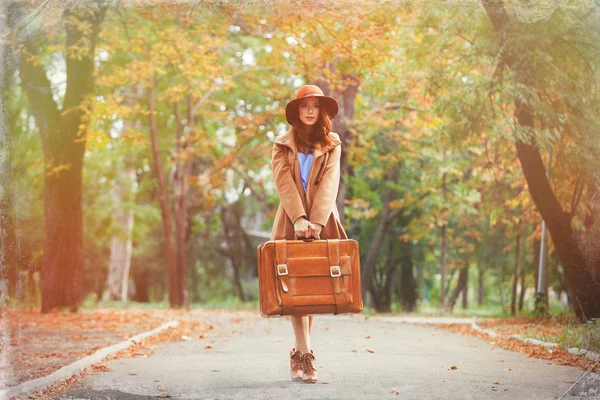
[61,312,598,399]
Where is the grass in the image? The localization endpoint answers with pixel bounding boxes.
[555,317,600,354]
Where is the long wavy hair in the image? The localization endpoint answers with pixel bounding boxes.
[292,104,334,152]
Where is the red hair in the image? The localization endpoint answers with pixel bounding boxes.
[292,103,334,151]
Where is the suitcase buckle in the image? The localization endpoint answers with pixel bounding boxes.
[277,264,289,276]
[330,265,341,277]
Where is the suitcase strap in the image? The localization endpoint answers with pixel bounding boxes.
[327,239,349,315]
[275,240,294,315]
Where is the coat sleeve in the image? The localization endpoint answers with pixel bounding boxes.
[272,143,307,224]
[310,144,341,227]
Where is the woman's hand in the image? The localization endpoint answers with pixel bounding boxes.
[294,217,311,238]
[308,222,323,239]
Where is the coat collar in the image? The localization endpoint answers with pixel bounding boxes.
[274,129,341,158]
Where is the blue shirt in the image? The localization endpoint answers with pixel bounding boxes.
[298,151,314,192]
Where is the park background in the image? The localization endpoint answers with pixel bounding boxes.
[2,0,600,331]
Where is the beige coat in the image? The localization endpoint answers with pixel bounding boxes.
[270,129,348,240]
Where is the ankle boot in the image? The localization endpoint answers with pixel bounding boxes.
[290,348,303,382]
[301,350,318,383]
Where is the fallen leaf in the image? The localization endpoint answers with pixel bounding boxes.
[448,365,457,370]
[128,372,137,376]
[351,349,357,353]
[204,345,212,349]
[366,349,374,353]
[365,335,371,339]
[391,388,399,395]
[157,384,167,392]
[493,381,501,385]
[92,363,111,372]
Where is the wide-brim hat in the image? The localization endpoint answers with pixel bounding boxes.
[285,85,339,125]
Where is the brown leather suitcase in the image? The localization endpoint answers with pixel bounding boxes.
[257,238,363,317]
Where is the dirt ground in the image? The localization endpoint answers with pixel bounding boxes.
[1,308,216,390]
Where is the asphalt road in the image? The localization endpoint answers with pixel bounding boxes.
[60,312,598,400]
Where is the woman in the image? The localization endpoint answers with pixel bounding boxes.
[270,84,348,383]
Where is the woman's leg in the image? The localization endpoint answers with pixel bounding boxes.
[291,315,311,354]
[308,315,314,335]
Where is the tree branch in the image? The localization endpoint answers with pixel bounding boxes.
[16,14,61,145]
[63,5,106,112]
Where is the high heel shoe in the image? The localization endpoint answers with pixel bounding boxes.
[301,350,318,383]
[290,348,303,382]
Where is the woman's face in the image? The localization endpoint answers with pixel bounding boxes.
[298,98,320,126]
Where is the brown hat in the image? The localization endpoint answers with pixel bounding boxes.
[285,85,339,125]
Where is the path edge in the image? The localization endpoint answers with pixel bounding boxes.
[1,320,180,400]
[370,315,599,362]
[468,321,600,361]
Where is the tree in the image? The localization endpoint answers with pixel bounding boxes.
[482,0,600,319]
[13,2,106,312]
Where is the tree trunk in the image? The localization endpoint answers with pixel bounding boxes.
[583,182,600,284]
[132,266,150,303]
[498,262,505,310]
[221,207,246,302]
[0,186,19,301]
[447,263,468,312]
[361,185,396,300]
[440,223,448,309]
[482,0,600,319]
[16,4,106,312]
[148,74,181,308]
[379,235,398,312]
[172,97,195,309]
[514,118,598,318]
[103,165,136,302]
[440,172,448,310]
[316,76,359,227]
[518,259,526,312]
[400,242,417,312]
[231,204,255,279]
[0,14,19,301]
[511,234,521,316]
[443,267,457,307]
[462,266,469,310]
[478,260,484,306]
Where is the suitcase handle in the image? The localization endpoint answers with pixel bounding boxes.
[293,233,318,242]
